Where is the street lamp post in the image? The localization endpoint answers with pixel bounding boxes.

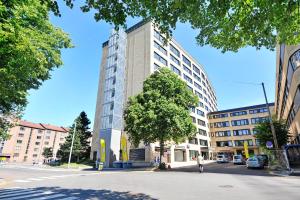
[68,121,77,169]
[261,82,279,149]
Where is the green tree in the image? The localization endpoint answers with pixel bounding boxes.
[0,0,72,132]
[47,0,300,52]
[254,118,291,148]
[58,111,91,162]
[42,147,53,159]
[124,68,198,167]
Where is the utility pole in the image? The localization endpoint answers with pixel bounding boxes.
[68,121,77,168]
[261,82,279,149]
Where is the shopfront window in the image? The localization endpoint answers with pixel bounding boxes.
[189,150,199,161]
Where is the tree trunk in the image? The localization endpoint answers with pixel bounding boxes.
[159,140,164,165]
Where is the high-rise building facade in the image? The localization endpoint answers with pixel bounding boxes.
[208,103,274,158]
[91,21,217,167]
[275,45,300,144]
[0,120,69,163]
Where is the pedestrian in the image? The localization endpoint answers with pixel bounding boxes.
[197,154,204,173]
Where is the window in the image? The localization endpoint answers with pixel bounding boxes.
[213,121,230,128]
[234,140,253,146]
[60,138,64,141]
[249,108,268,114]
[252,128,260,135]
[37,136,41,139]
[171,64,181,75]
[112,76,116,84]
[20,126,25,131]
[170,54,180,65]
[38,129,43,133]
[44,141,49,145]
[216,141,232,147]
[193,64,200,75]
[154,52,167,66]
[13,153,19,157]
[194,82,202,91]
[189,150,199,161]
[251,117,268,124]
[197,119,206,127]
[193,73,201,83]
[154,30,166,43]
[210,113,228,119]
[215,131,231,137]
[231,119,249,126]
[109,115,113,124]
[170,44,180,57]
[154,41,167,55]
[198,129,207,136]
[287,86,300,127]
[195,91,203,99]
[196,109,205,117]
[17,140,22,144]
[187,85,193,91]
[183,74,192,84]
[182,55,191,67]
[233,129,251,136]
[34,148,39,152]
[200,139,208,146]
[191,116,196,123]
[35,142,40,145]
[45,136,50,140]
[33,154,38,158]
[111,89,115,97]
[15,146,21,151]
[46,130,51,134]
[110,102,114,110]
[183,65,192,75]
[255,139,260,146]
[198,102,204,108]
[189,138,198,145]
[190,106,195,113]
[230,111,247,116]
[18,133,24,137]
[154,63,160,71]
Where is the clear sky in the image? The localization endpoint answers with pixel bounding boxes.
[23,3,276,127]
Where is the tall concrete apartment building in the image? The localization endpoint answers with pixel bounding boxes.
[275,45,300,144]
[208,103,274,157]
[91,21,217,167]
[0,120,69,163]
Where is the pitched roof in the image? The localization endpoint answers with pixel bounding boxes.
[18,120,68,132]
[19,120,44,129]
[40,124,68,132]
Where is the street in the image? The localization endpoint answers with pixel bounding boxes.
[0,163,299,200]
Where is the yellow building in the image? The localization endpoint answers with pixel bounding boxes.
[275,45,300,144]
[208,103,274,158]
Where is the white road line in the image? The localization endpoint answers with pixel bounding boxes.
[7,192,46,200]
[39,176,56,179]
[14,180,31,183]
[59,197,78,200]
[30,194,66,200]
[0,190,38,199]
[27,178,43,181]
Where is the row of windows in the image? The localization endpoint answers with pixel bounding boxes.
[216,139,256,147]
[231,119,249,126]
[230,111,247,117]
[251,117,268,124]
[190,116,207,127]
[188,138,208,146]
[287,86,300,127]
[249,108,268,114]
[210,117,269,128]
[212,128,259,137]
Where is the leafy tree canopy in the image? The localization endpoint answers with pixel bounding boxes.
[0,0,72,116]
[124,67,198,163]
[46,0,300,52]
[42,147,53,159]
[254,118,291,148]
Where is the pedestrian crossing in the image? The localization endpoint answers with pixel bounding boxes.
[13,172,98,183]
[0,187,78,200]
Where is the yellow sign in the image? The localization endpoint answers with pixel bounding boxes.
[121,136,128,161]
[100,139,106,163]
[244,142,249,158]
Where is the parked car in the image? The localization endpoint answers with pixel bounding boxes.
[257,154,269,166]
[246,156,264,169]
[233,155,245,165]
[217,155,229,163]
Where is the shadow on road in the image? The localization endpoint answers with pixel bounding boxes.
[32,187,157,200]
[168,162,275,177]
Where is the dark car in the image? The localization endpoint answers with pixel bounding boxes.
[257,154,268,166]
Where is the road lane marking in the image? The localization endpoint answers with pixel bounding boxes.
[59,197,78,200]
[30,194,66,200]
[0,190,38,199]
[0,189,34,196]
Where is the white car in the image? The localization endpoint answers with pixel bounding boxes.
[246,156,264,169]
[233,155,245,165]
[217,155,229,163]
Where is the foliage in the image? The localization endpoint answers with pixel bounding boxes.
[58,111,92,162]
[254,118,291,148]
[46,0,300,52]
[0,0,72,121]
[124,67,198,164]
[42,147,53,159]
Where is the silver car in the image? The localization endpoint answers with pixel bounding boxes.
[246,156,264,169]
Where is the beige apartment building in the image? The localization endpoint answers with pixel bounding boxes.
[275,45,300,144]
[91,20,217,167]
[208,103,274,158]
[0,120,69,163]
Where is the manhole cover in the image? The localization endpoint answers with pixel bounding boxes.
[218,185,234,188]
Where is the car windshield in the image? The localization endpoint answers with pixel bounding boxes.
[234,156,240,159]
[217,155,223,158]
[248,157,257,161]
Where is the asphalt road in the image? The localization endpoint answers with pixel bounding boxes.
[0,163,299,200]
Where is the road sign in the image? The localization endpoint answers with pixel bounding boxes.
[266,141,273,149]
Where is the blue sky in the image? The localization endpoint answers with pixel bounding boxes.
[23,4,276,127]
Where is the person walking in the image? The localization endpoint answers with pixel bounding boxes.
[197,154,204,173]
